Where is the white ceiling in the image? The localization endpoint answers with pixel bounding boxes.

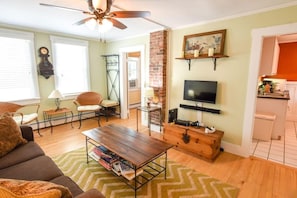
[0,0,297,42]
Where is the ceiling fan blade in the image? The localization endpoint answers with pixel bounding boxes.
[74,17,96,25]
[110,11,151,18]
[39,3,86,13]
[108,18,127,29]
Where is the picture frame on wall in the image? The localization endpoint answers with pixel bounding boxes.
[182,29,226,58]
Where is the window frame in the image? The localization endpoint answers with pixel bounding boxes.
[0,28,40,105]
[50,36,90,100]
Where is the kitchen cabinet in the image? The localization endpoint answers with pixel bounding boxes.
[259,36,280,76]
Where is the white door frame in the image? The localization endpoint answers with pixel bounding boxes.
[119,45,145,119]
[242,22,297,157]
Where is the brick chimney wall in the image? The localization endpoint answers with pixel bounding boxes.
[149,30,168,124]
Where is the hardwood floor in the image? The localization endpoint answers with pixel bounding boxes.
[34,109,297,198]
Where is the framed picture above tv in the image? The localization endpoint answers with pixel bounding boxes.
[183,29,226,58]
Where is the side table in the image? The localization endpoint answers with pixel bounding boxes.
[43,108,73,133]
[136,106,162,136]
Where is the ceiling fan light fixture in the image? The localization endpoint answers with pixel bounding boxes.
[92,0,107,12]
[85,18,97,30]
[98,19,113,33]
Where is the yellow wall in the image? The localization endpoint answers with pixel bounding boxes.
[2,4,297,146]
[0,26,107,118]
[106,5,297,146]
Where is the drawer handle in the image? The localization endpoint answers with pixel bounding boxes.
[182,133,190,144]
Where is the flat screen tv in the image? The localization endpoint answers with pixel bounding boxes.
[183,80,217,104]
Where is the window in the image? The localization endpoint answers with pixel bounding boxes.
[50,36,90,97]
[0,28,39,103]
[128,57,140,89]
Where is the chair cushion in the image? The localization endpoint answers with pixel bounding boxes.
[101,100,119,107]
[0,114,27,157]
[13,113,38,125]
[77,105,101,111]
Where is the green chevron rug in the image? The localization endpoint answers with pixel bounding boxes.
[52,147,239,198]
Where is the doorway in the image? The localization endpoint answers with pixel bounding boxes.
[243,22,297,159]
[127,52,141,109]
[119,45,145,119]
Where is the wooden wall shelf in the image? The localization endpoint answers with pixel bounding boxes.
[176,55,229,71]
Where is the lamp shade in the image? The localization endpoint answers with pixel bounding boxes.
[48,90,63,99]
[145,87,154,98]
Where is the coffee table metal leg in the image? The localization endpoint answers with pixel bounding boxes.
[165,151,168,179]
[134,167,137,198]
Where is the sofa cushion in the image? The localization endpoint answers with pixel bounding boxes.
[0,156,63,181]
[0,114,27,157]
[0,178,72,198]
[0,141,44,169]
[50,176,83,197]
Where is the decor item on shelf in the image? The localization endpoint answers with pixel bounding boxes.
[48,90,63,111]
[183,29,226,58]
[194,49,199,57]
[145,87,154,107]
[208,48,214,56]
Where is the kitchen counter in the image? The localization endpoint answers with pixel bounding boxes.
[255,95,289,139]
[257,92,290,100]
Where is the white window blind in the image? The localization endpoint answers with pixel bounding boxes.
[0,28,39,102]
[50,36,90,97]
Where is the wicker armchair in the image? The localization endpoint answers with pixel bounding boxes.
[73,92,103,128]
[0,102,40,136]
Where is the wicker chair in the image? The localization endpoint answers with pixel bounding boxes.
[73,92,103,128]
[0,102,41,136]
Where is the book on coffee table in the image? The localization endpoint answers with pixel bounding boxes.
[119,161,134,174]
[112,161,121,176]
[122,168,143,181]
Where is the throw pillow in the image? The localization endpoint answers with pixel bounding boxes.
[0,113,27,157]
[0,186,61,198]
[0,179,72,198]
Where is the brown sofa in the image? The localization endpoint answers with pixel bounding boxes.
[0,125,104,198]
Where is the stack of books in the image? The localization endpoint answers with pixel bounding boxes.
[89,146,119,170]
[88,146,143,180]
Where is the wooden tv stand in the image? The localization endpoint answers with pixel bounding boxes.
[163,123,224,161]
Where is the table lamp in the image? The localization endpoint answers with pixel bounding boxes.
[48,89,63,111]
[145,87,154,107]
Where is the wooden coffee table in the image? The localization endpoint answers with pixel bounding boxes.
[82,124,173,197]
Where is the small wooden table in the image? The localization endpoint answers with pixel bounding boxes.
[82,124,173,197]
[136,106,162,136]
[43,108,73,133]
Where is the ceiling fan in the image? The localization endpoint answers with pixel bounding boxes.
[40,0,151,30]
